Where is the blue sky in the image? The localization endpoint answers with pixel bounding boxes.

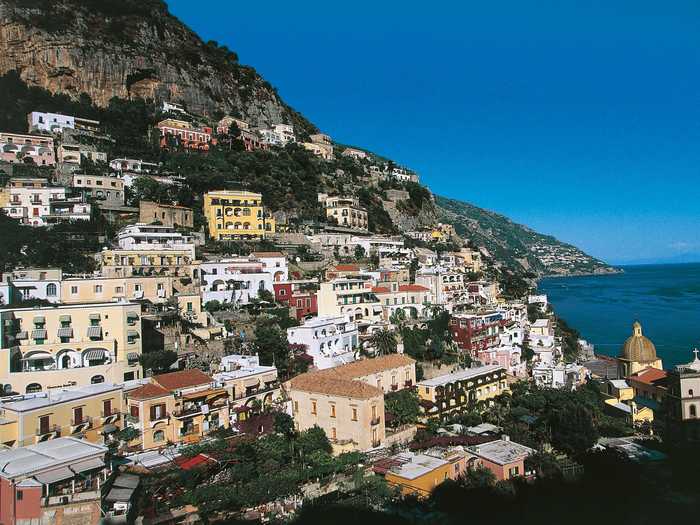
[167,0,700,264]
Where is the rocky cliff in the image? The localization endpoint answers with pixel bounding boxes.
[0,0,316,134]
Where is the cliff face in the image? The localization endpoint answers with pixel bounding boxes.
[0,0,315,134]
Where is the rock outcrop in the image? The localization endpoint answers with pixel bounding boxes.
[0,0,316,134]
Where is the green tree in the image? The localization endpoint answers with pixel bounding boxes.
[140,350,178,374]
[370,329,397,356]
[297,425,332,458]
[548,402,599,456]
[384,389,420,427]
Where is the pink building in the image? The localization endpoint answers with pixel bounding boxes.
[0,132,55,166]
[468,438,534,481]
[0,437,109,525]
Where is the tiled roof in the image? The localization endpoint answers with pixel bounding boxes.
[629,367,668,386]
[289,374,382,399]
[288,355,415,399]
[334,264,360,272]
[128,383,170,400]
[372,286,390,293]
[398,284,429,292]
[154,369,213,391]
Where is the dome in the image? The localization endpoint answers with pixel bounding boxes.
[620,321,657,363]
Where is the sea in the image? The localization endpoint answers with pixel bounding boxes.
[538,263,700,369]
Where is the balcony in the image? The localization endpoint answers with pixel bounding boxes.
[101,410,121,425]
[390,384,398,391]
[35,424,61,442]
[125,414,140,426]
[370,417,381,426]
[404,380,413,388]
[71,416,92,433]
[372,440,381,448]
[173,404,207,419]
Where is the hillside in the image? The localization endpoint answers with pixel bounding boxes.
[0,0,618,278]
[0,0,316,136]
[436,196,618,277]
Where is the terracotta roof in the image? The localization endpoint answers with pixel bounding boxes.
[334,264,360,272]
[252,252,285,257]
[128,383,171,400]
[154,369,213,391]
[399,284,429,292]
[372,286,390,293]
[288,355,415,399]
[326,354,415,380]
[628,367,668,386]
[289,373,382,399]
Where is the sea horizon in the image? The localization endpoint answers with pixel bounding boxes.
[539,262,700,369]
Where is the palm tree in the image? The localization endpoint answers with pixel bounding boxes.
[390,308,407,329]
[370,329,397,356]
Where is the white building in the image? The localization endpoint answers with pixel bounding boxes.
[161,101,187,115]
[3,184,90,226]
[258,124,295,146]
[27,111,74,133]
[0,268,63,305]
[200,257,274,306]
[286,316,358,370]
[351,236,404,256]
[116,224,197,259]
[109,158,160,174]
[250,251,288,282]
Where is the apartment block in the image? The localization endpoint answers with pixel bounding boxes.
[203,190,275,240]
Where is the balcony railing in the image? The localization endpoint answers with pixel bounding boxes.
[372,440,381,448]
[36,424,61,436]
[404,380,413,387]
[180,424,201,437]
[390,384,398,391]
[71,416,92,427]
[370,417,381,426]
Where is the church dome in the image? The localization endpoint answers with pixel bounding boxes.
[620,321,657,363]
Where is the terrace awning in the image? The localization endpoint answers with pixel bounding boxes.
[127,330,140,338]
[57,327,73,338]
[33,316,45,324]
[31,329,47,339]
[84,349,106,360]
[126,312,139,320]
[243,378,260,388]
[86,326,102,338]
[71,457,105,473]
[59,315,72,323]
[89,313,101,320]
[24,352,53,361]
[34,467,73,484]
[127,352,140,361]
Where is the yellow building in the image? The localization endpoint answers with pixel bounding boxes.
[617,321,663,377]
[0,302,143,394]
[0,383,124,448]
[203,190,275,240]
[417,365,508,419]
[124,369,230,450]
[381,449,471,497]
[600,379,654,425]
[61,275,173,304]
[323,196,368,231]
[100,249,195,278]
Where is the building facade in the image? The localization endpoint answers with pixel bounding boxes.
[139,201,194,228]
[203,190,275,240]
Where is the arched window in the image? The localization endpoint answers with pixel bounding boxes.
[153,430,165,442]
[61,355,71,369]
[690,389,694,397]
[91,375,105,384]
[691,405,697,418]
[26,383,42,394]
[46,283,57,297]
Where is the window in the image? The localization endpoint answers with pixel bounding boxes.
[330,404,336,418]
[153,430,165,442]
[73,406,84,425]
[103,399,112,417]
[26,383,42,394]
[130,405,139,418]
[94,285,103,293]
[46,283,57,296]
[294,401,299,413]
[331,427,337,440]
[352,408,358,421]
[690,389,695,397]
[508,466,520,477]
[39,415,50,434]
[115,286,124,294]
[690,405,697,418]
[16,491,23,501]
[91,375,105,384]
[150,403,166,420]
[311,401,317,415]
[71,286,78,295]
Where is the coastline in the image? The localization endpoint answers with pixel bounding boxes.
[538,267,624,281]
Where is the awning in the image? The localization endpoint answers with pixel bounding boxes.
[33,316,45,324]
[34,466,74,484]
[127,312,139,319]
[127,330,140,338]
[89,313,101,320]
[127,352,140,361]
[243,378,260,388]
[31,329,47,339]
[84,349,106,360]
[86,326,102,338]
[24,352,53,361]
[59,315,71,323]
[57,327,73,338]
[15,331,28,340]
[262,373,277,383]
[71,457,105,473]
